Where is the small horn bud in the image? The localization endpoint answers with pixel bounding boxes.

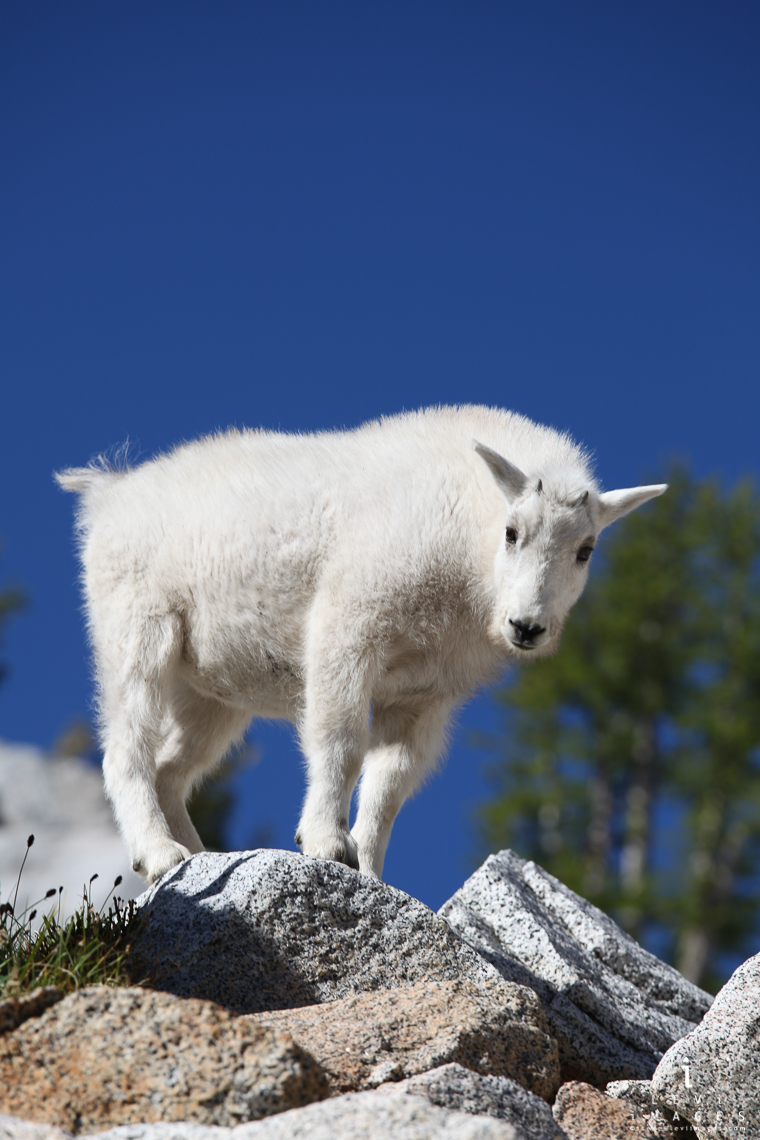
[535,479,543,495]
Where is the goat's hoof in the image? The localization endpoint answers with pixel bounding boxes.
[296,826,360,871]
[334,835,360,871]
[143,841,192,884]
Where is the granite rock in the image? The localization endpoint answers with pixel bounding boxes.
[651,951,760,1140]
[439,850,712,1086]
[252,978,560,1099]
[89,1093,527,1139]
[133,850,503,1012]
[0,986,327,1134]
[379,1064,566,1140]
[553,1081,663,1139]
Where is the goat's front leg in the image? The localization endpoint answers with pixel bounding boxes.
[295,611,372,869]
[351,700,454,880]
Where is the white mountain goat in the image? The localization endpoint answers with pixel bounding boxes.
[57,405,665,883]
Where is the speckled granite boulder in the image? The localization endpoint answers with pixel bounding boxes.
[252,978,560,1099]
[379,1065,567,1140]
[651,952,760,1140]
[133,850,503,1012]
[439,850,712,1087]
[0,986,327,1134]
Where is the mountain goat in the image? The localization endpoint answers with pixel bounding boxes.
[57,405,665,883]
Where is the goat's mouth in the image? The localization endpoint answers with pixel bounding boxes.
[505,616,549,653]
[501,623,551,654]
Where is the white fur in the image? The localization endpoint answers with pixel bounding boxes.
[56,405,665,882]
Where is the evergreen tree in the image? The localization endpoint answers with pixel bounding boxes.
[0,548,25,689]
[187,742,260,852]
[478,468,760,991]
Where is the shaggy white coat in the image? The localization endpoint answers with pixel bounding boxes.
[57,405,665,882]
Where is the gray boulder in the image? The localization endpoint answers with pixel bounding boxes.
[133,850,503,1012]
[439,850,712,1087]
[380,1064,567,1140]
[651,951,760,1140]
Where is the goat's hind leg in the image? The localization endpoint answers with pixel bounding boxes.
[154,688,250,855]
[98,610,198,884]
[101,681,191,884]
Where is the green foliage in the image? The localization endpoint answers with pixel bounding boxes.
[478,467,760,991]
[0,836,149,998]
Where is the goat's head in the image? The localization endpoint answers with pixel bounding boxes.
[474,441,666,658]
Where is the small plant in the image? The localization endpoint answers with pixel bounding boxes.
[0,835,149,998]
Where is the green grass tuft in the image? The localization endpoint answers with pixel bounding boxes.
[0,835,149,998]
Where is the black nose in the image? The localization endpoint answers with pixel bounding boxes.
[509,618,546,644]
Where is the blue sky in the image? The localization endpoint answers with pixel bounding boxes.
[1,2,759,909]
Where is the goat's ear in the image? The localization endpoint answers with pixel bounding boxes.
[597,484,667,530]
[474,441,528,500]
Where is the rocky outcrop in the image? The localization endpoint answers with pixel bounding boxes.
[251,978,560,1099]
[133,850,501,1012]
[0,986,328,1134]
[439,850,712,1086]
[651,951,760,1140]
[379,1065,566,1140]
[3,846,755,1140]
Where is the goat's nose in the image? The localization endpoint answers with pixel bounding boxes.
[509,618,546,644]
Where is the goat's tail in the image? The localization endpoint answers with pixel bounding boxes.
[55,450,130,495]
[55,467,100,494]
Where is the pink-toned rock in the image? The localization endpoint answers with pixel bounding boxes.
[0,986,327,1135]
[252,976,560,1101]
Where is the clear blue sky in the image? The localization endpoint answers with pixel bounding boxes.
[1,2,759,909]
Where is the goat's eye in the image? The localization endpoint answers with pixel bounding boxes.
[577,545,594,563]
[506,527,518,545]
